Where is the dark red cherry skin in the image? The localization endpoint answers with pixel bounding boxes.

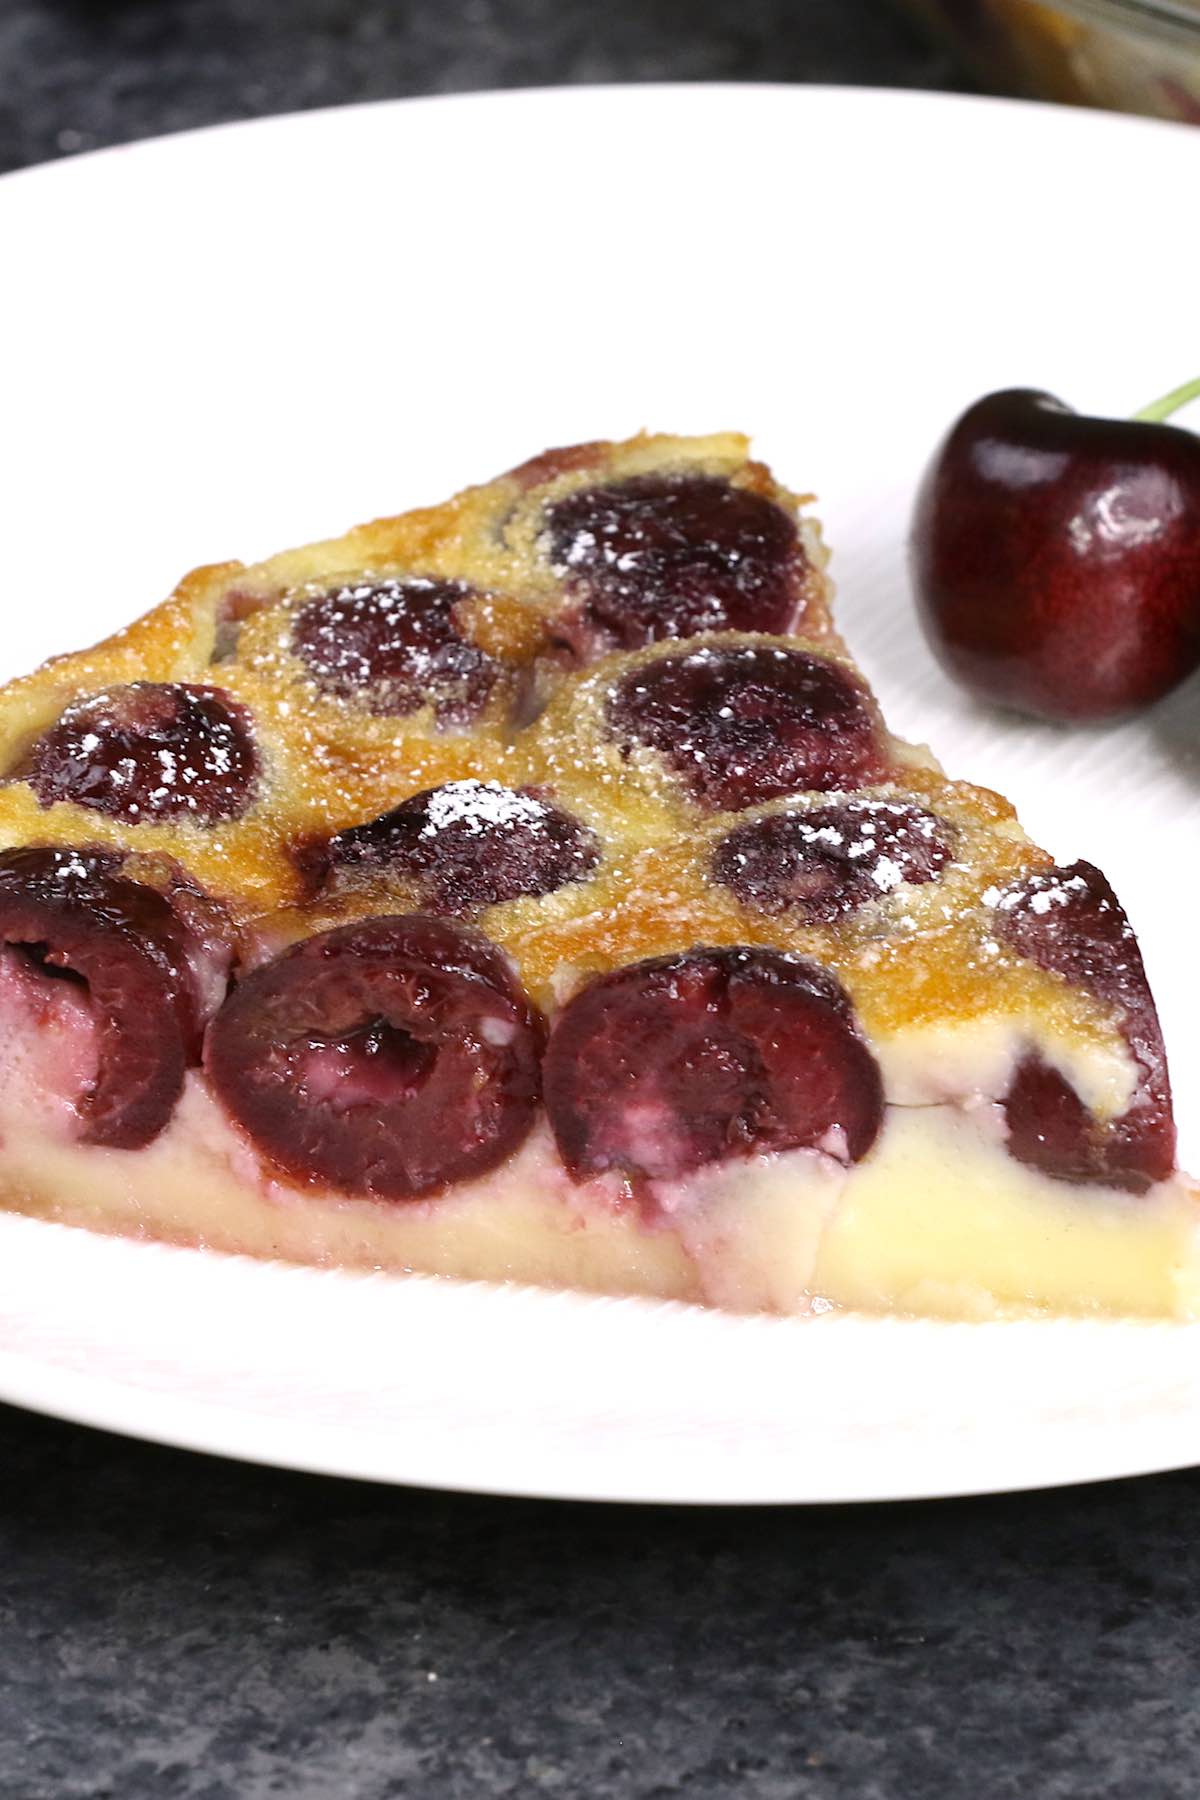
[544,946,883,1187]
[292,578,500,727]
[25,683,259,826]
[204,915,544,1200]
[543,474,805,657]
[713,799,951,923]
[607,644,888,811]
[0,847,229,1147]
[309,780,600,913]
[912,389,1200,722]
[991,860,1174,1191]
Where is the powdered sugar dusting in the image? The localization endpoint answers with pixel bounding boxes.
[984,870,1095,916]
[712,796,952,923]
[606,644,886,812]
[418,780,553,842]
[25,683,259,826]
[319,778,600,915]
[290,577,500,728]
[539,471,803,651]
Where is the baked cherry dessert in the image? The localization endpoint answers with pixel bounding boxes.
[308,779,600,914]
[542,472,810,657]
[0,430,1194,1320]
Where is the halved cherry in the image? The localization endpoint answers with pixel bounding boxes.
[713,799,951,922]
[25,683,258,826]
[312,780,599,913]
[544,946,883,1185]
[205,915,544,1199]
[543,473,804,656]
[606,644,887,811]
[0,846,227,1147]
[991,861,1174,1191]
[292,578,500,726]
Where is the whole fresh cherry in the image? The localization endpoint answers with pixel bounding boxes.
[911,378,1200,722]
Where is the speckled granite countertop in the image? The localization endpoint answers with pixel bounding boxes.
[7,1410,1200,1799]
[0,0,962,173]
[3,6,1198,1798]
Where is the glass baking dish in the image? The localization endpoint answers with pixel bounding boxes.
[903,0,1200,121]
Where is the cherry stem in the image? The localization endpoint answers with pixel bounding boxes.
[1131,376,1200,424]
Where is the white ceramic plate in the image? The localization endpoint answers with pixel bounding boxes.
[0,85,1198,1503]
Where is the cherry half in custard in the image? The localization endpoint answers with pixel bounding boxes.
[606,644,887,812]
[713,799,951,923]
[205,915,544,1199]
[292,578,501,727]
[25,683,258,826]
[542,473,805,657]
[912,380,1200,722]
[313,780,600,914]
[0,846,231,1147]
[991,860,1174,1192]
[544,946,883,1187]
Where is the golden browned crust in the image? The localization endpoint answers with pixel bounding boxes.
[0,430,1119,1065]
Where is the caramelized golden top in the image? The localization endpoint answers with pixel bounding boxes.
[0,430,1124,1062]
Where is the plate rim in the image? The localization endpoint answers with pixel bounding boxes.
[5,1216,1200,1507]
[2,79,1198,1503]
[4,77,1200,196]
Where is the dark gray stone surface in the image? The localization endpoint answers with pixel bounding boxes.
[0,0,967,175]
[5,1403,1200,1798]
[6,7,1196,1798]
